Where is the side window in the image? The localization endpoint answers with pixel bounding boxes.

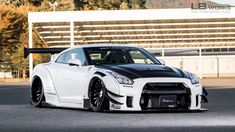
[55,52,68,63]
[64,48,86,65]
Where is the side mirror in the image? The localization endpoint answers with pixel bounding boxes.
[68,59,81,67]
[159,59,165,65]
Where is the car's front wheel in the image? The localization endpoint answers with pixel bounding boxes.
[30,77,45,107]
[89,78,109,112]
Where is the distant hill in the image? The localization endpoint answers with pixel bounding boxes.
[145,0,230,9]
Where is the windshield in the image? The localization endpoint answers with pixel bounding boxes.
[84,47,160,65]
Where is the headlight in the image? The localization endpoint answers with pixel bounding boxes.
[107,71,134,85]
[185,71,200,84]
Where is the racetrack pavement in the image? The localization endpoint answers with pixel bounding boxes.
[0,84,235,132]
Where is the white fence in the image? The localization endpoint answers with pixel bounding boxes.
[159,55,235,78]
[0,72,13,78]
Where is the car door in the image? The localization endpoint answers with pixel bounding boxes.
[49,48,88,104]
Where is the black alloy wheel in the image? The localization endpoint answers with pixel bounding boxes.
[30,78,44,107]
[89,78,108,112]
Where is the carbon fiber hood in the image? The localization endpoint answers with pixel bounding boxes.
[96,64,186,79]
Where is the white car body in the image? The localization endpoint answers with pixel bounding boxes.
[28,44,208,111]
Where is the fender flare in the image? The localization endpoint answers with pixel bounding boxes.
[87,74,124,108]
[31,65,60,105]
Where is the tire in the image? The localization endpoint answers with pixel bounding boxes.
[89,78,109,112]
[30,77,45,107]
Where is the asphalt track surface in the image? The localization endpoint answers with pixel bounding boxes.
[0,84,235,132]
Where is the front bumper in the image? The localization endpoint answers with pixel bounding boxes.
[105,77,207,111]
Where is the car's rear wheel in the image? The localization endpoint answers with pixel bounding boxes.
[89,78,109,112]
[30,77,45,107]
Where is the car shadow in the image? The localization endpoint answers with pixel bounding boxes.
[39,102,207,114]
[104,109,207,114]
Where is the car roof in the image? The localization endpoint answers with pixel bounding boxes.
[62,44,139,53]
[51,44,139,49]
[52,44,140,62]
[80,44,138,48]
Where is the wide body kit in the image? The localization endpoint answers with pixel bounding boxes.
[27,45,208,112]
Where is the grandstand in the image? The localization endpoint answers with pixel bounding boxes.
[28,8,235,78]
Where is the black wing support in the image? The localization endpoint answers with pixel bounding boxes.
[24,47,67,58]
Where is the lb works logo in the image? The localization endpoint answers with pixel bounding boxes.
[191,2,231,13]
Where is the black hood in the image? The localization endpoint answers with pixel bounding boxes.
[96,64,186,79]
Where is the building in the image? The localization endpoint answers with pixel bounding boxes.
[28,8,235,78]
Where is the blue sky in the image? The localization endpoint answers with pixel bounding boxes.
[211,0,235,5]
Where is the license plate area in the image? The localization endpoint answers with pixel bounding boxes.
[159,95,177,108]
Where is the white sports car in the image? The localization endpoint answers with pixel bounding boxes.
[25,44,208,112]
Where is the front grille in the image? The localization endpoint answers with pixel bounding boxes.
[144,83,186,91]
[140,83,191,110]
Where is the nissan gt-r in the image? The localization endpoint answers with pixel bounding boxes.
[25,44,208,112]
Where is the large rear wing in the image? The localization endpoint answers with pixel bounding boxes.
[24,47,67,58]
